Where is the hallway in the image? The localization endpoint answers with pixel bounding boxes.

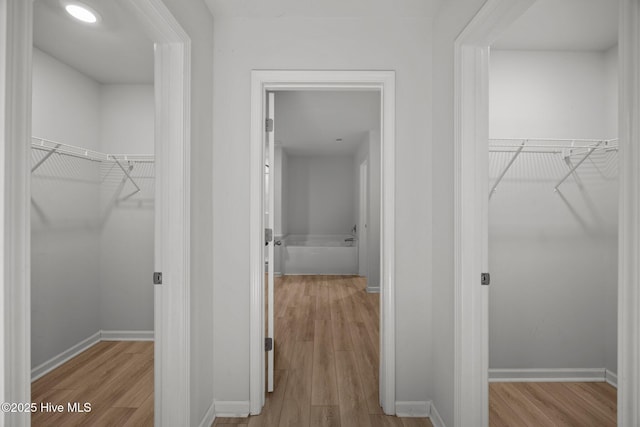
[213,275,433,427]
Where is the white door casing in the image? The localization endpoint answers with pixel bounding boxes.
[453,1,536,426]
[249,70,396,415]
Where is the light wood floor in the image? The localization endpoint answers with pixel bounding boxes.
[490,381,617,426]
[31,340,153,427]
[213,275,433,427]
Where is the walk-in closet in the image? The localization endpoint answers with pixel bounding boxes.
[30,1,155,425]
[487,0,618,425]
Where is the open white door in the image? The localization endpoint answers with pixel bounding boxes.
[265,91,275,393]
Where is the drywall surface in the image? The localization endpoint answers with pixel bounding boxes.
[605,46,618,146]
[490,50,611,139]
[431,1,486,425]
[285,154,355,235]
[161,0,215,423]
[31,47,102,368]
[488,50,618,373]
[98,84,154,332]
[213,15,434,404]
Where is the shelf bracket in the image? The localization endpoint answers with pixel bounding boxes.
[489,140,525,199]
[554,141,603,192]
[31,143,61,173]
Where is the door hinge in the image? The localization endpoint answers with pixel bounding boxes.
[265,337,273,351]
[153,272,163,285]
[265,228,273,245]
[266,118,274,132]
[481,272,490,286]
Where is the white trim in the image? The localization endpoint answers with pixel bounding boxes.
[198,401,216,427]
[213,401,251,418]
[1,1,32,426]
[249,70,396,415]
[606,369,618,388]
[30,331,101,382]
[122,2,192,426]
[366,286,380,294]
[429,401,447,427]
[395,401,430,418]
[453,2,537,427]
[30,330,155,382]
[100,330,154,341]
[618,0,640,425]
[488,368,608,382]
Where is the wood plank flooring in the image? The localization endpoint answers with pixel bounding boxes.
[29,277,616,427]
[31,340,153,427]
[213,275,433,427]
[489,382,617,426]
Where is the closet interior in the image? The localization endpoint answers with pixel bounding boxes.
[30,1,156,424]
[487,1,619,424]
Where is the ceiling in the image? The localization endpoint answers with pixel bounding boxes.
[275,91,380,156]
[492,0,618,51]
[33,0,154,84]
[205,0,442,19]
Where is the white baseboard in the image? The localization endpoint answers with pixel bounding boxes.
[428,400,446,427]
[100,330,154,341]
[213,400,251,417]
[31,331,101,381]
[198,400,216,427]
[395,401,430,417]
[31,329,155,381]
[489,368,607,382]
[605,369,618,388]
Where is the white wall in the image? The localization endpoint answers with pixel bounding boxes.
[212,15,434,405]
[31,47,102,368]
[99,84,154,332]
[285,154,355,235]
[160,0,215,423]
[490,50,612,139]
[488,50,618,374]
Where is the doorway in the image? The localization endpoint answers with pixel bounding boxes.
[453,0,639,426]
[1,0,192,425]
[249,70,397,415]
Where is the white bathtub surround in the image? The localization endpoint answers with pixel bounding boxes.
[282,234,358,275]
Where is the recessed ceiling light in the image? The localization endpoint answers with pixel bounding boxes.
[64,3,100,24]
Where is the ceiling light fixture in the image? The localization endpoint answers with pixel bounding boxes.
[64,2,100,24]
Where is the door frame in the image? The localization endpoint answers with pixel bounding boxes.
[249,70,396,414]
[453,0,639,426]
[0,0,192,425]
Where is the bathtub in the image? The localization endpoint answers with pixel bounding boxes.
[280,234,358,275]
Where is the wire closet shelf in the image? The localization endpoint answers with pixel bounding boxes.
[31,136,155,202]
[488,137,619,197]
